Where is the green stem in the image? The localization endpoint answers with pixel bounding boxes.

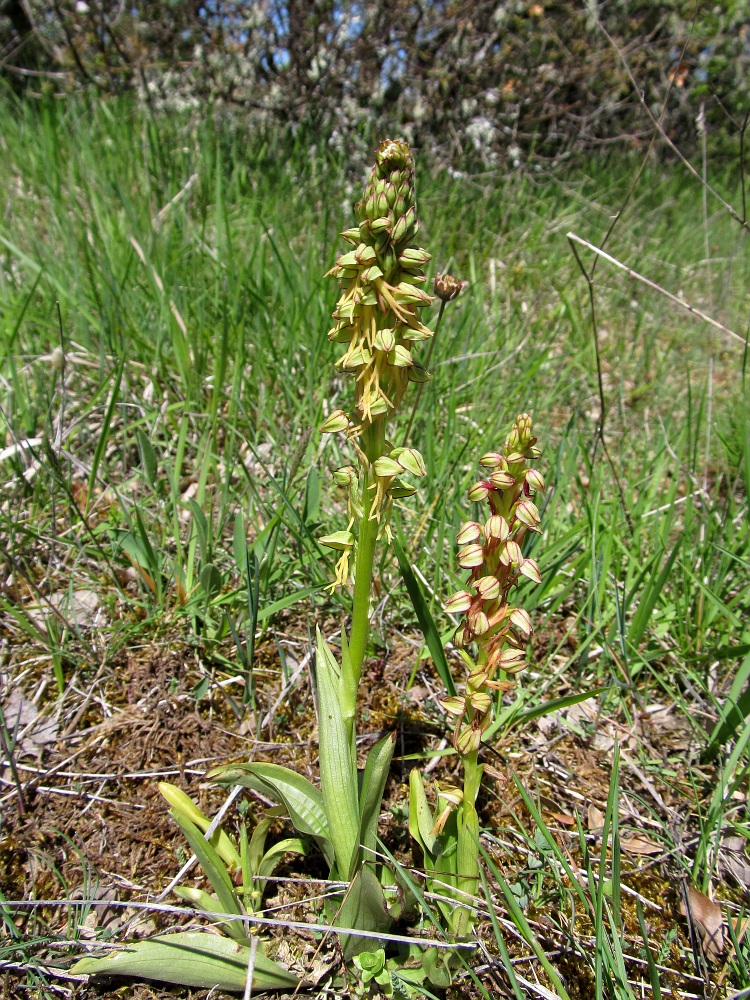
[341,418,385,732]
[455,748,482,938]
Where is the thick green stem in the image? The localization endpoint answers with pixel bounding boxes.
[455,748,482,938]
[341,418,385,734]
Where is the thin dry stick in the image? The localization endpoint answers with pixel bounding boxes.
[566,237,634,532]
[565,19,692,531]
[566,233,748,349]
[590,6,750,237]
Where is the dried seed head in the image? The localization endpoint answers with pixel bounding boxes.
[434,273,467,302]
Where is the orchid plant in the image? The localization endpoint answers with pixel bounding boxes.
[410,414,544,951]
[209,138,436,958]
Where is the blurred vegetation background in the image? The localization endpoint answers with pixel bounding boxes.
[2,1,749,163]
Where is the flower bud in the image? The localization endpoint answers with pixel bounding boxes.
[320,409,350,434]
[479,452,503,468]
[474,575,500,601]
[519,558,542,584]
[504,540,523,565]
[469,691,492,714]
[373,456,402,478]
[407,361,430,383]
[399,248,431,267]
[455,724,482,755]
[440,695,467,717]
[468,480,491,502]
[489,470,516,489]
[373,328,396,353]
[387,344,413,367]
[468,610,490,635]
[484,515,509,541]
[514,499,541,530]
[389,484,417,499]
[443,590,473,614]
[509,608,532,635]
[525,468,546,493]
[457,544,484,568]
[333,466,357,487]
[393,447,426,477]
[319,530,355,551]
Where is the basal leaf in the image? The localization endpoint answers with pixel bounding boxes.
[71,931,299,991]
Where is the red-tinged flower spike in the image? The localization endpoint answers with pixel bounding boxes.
[439,414,545,762]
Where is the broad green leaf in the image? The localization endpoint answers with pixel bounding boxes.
[209,762,333,867]
[316,629,360,879]
[408,769,437,857]
[199,562,223,601]
[169,810,245,942]
[257,838,306,881]
[71,931,298,991]
[248,816,273,875]
[173,885,224,916]
[336,865,392,960]
[394,536,456,697]
[357,732,395,874]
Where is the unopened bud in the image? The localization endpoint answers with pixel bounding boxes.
[440,695,467,717]
[373,328,396,353]
[489,470,516,489]
[457,543,485,568]
[320,409,350,434]
[393,447,426,477]
[525,468,546,493]
[474,575,500,601]
[484,515,509,541]
[468,610,490,635]
[519,558,542,584]
[514,499,541,530]
[333,466,357,487]
[468,480,491,502]
[456,521,482,545]
[509,607,532,635]
[469,691,492,714]
[443,590,473,614]
[373,456,402,478]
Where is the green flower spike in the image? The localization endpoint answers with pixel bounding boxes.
[322,138,433,588]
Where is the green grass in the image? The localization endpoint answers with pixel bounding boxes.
[0,91,749,997]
